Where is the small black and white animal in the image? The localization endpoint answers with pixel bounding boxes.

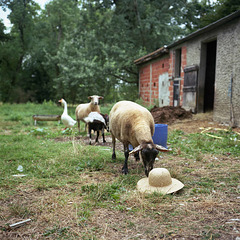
[84,112,109,145]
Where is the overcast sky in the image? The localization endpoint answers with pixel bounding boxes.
[0,0,52,31]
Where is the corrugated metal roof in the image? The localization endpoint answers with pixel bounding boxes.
[134,10,240,65]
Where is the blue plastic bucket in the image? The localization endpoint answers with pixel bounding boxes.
[129,124,168,150]
[152,124,168,148]
[129,144,134,151]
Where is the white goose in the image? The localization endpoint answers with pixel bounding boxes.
[58,98,77,129]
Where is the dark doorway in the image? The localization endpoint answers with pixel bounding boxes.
[204,40,217,112]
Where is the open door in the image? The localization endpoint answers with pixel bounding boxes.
[204,41,217,112]
[198,40,217,112]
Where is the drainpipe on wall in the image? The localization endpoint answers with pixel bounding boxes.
[230,73,236,128]
[150,63,152,105]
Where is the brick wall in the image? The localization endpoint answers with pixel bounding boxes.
[139,46,187,106]
[180,46,187,105]
[139,65,151,102]
[168,51,174,106]
[139,57,169,104]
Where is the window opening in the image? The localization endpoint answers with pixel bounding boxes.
[175,48,182,78]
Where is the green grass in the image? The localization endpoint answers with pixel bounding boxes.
[168,129,240,157]
[0,102,239,239]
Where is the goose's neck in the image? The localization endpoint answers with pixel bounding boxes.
[63,101,68,114]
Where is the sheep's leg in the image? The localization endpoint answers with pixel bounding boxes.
[112,135,116,160]
[122,144,129,174]
[134,152,140,161]
[88,126,92,145]
[102,127,106,143]
[77,120,80,133]
[96,131,99,143]
[102,131,106,143]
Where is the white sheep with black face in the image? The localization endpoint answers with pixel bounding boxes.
[75,95,103,132]
[109,100,168,177]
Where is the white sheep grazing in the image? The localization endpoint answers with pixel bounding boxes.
[109,100,168,177]
[75,95,103,132]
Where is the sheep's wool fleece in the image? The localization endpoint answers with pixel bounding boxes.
[109,101,154,146]
[84,112,105,124]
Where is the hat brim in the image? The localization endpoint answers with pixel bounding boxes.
[137,177,184,194]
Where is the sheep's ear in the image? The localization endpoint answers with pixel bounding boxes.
[99,96,104,99]
[88,96,92,99]
[129,145,143,155]
[155,144,169,152]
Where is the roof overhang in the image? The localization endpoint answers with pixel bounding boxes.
[134,47,169,65]
[168,10,240,49]
[134,10,240,66]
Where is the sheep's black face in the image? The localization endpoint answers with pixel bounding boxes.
[103,114,109,132]
[142,148,159,177]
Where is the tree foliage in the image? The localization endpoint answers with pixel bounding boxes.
[199,0,240,27]
[0,0,238,103]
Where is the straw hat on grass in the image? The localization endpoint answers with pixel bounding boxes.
[137,168,184,194]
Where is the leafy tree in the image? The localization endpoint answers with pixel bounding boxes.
[181,0,215,33]
[0,0,80,102]
[2,0,235,103]
[0,21,12,101]
[53,0,190,102]
[0,0,40,102]
[199,0,240,27]
[52,2,114,103]
[39,0,82,102]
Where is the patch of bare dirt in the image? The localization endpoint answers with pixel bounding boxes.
[150,106,192,124]
[90,208,166,239]
[167,112,240,134]
[151,108,239,134]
